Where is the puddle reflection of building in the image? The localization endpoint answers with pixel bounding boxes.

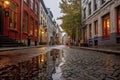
[0,50,64,80]
[46,49,64,79]
[0,54,48,80]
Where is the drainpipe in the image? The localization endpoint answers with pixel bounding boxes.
[20,0,23,43]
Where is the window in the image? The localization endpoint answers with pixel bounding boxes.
[84,27,87,42]
[89,24,92,38]
[30,17,34,35]
[30,0,34,10]
[117,6,120,35]
[94,20,98,35]
[83,8,86,19]
[101,0,106,4]
[34,21,38,37]
[9,2,17,29]
[35,3,38,15]
[94,0,97,11]
[23,12,28,33]
[88,2,91,15]
[102,14,110,39]
[24,0,29,4]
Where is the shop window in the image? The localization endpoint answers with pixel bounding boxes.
[9,2,17,29]
[30,17,34,35]
[117,6,120,35]
[22,12,28,33]
[102,14,110,39]
[34,21,38,37]
[94,20,98,35]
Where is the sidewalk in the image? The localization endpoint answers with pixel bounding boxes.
[0,45,46,52]
[71,46,120,55]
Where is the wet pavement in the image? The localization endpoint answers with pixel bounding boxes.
[0,45,120,80]
[61,47,120,80]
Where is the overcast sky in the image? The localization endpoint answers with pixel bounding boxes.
[43,0,62,25]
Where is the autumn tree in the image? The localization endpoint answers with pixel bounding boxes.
[59,0,82,44]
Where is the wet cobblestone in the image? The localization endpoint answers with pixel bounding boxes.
[61,47,120,80]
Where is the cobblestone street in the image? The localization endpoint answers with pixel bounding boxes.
[59,47,120,80]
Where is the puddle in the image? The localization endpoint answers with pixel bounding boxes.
[0,49,64,80]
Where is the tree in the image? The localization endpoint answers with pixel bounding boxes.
[59,0,82,44]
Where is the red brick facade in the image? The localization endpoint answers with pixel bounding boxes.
[1,0,39,44]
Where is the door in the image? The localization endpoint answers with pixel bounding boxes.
[0,6,3,35]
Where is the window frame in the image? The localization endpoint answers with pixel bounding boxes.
[88,2,91,15]
[94,20,98,35]
[89,24,92,38]
[30,17,34,35]
[102,14,110,39]
[22,11,28,33]
[34,21,38,37]
[94,0,97,11]
[117,6,120,36]
[83,8,86,19]
[9,2,17,30]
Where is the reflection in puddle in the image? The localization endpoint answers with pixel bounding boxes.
[0,49,64,80]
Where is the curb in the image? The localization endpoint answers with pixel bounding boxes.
[0,45,47,52]
[70,46,120,55]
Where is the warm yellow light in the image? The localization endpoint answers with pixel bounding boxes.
[4,1,10,5]
[41,59,44,62]
[42,31,44,34]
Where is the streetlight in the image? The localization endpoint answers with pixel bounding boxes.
[2,0,10,9]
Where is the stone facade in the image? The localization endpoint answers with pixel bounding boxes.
[81,0,120,46]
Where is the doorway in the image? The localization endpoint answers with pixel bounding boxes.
[0,5,3,35]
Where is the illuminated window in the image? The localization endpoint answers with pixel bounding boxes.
[30,17,34,35]
[102,14,110,39]
[23,12,28,33]
[89,24,92,38]
[34,21,38,37]
[94,20,98,35]
[9,2,17,29]
[117,6,120,35]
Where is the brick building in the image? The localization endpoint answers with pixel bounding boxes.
[0,0,39,46]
